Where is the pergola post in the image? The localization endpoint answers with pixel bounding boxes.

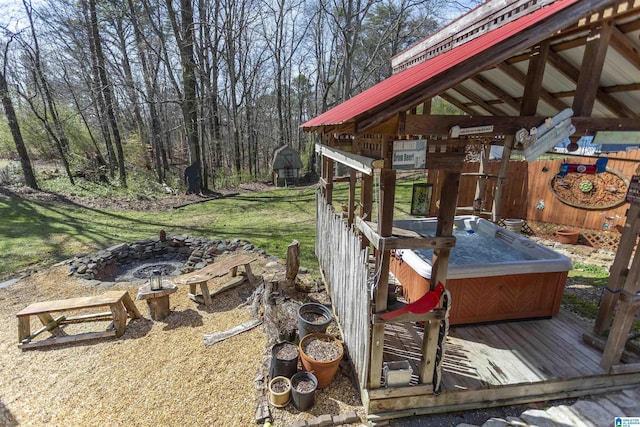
[492,135,514,222]
[368,167,396,388]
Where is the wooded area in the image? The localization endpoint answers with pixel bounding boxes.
[0,0,470,191]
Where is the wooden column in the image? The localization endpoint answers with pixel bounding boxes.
[520,40,550,116]
[601,219,640,370]
[360,172,373,249]
[421,170,460,384]
[368,167,396,389]
[572,20,613,116]
[593,203,640,335]
[474,142,491,212]
[492,135,514,222]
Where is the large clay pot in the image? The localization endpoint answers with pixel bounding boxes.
[268,376,291,408]
[297,303,333,339]
[298,333,343,389]
[556,229,579,244]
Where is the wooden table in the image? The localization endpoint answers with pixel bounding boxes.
[16,290,141,349]
[173,254,256,306]
[136,281,178,320]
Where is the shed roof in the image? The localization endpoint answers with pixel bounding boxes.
[272,145,303,170]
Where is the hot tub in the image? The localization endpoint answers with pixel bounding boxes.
[390,215,572,325]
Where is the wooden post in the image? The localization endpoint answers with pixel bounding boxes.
[368,168,396,389]
[492,135,514,222]
[474,142,490,213]
[593,204,640,335]
[286,240,300,286]
[421,170,460,384]
[360,173,373,249]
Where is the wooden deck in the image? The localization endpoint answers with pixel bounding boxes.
[365,309,640,420]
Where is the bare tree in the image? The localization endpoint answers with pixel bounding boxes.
[0,37,38,189]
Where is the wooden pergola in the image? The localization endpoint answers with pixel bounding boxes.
[304,0,640,419]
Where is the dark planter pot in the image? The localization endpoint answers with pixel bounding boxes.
[297,303,333,340]
[298,333,344,389]
[290,371,318,411]
[270,341,299,379]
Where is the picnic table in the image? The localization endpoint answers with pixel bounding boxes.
[172,254,256,306]
[16,290,141,349]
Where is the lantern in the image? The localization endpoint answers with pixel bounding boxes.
[150,270,162,291]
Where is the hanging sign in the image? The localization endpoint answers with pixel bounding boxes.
[625,175,640,205]
[450,125,494,137]
[392,140,426,170]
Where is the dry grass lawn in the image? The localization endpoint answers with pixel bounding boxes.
[0,259,364,426]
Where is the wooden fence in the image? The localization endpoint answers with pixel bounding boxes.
[428,149,640,249]
[316,193,370,389]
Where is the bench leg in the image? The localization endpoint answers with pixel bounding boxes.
[231,266,239,277]
[110,303,127,338]
[200,283,212,306]
[120,292,142,319]
[37,313,66,337]
[18,316,31,343]
[244,264,255,284]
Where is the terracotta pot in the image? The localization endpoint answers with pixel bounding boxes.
[268,376,291,408]
[556,229,579,245]
[298,333,344,389]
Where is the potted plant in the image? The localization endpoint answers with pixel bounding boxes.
[298,332,343,389]
[556,229,580,244]
[290,371,318,411]
[268,376,291,408]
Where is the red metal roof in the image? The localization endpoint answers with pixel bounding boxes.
[301,0,579,130]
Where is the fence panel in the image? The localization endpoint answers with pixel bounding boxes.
[316,192,370,389]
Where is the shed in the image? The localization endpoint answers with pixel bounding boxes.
[303,0,640,421]
[271,145,303,187]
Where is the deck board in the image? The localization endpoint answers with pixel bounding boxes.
[380,309,616,398]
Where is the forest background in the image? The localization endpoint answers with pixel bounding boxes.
[0,0,475,193]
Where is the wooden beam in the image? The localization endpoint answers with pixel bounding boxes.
[368,168,396,389]
[356,218,457,250]
[471,75,520,111]
[360,171,373,248]
[520,40,550,115]
[610,25,640,70]
[372,309,446,324]
[593,205,640,335]
[453,85,506,116]
[572,20,614,116]
[354,0,617,133]
[438,93,478,116]
[546,49,639,119]
[403,114,640,136]
[315,143,383,175]
[604,82,640,93]
[496,62,568,112]
[420,170,460,384]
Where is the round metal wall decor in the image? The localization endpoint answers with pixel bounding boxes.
[549,167,629,210]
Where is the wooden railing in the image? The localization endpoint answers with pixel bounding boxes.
[316,192,371,389]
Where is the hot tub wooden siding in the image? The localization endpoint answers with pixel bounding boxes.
[390,255,568,325]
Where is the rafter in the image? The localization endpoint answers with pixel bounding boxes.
[521,40,550,115]
[495,62,568,112]
[610,25,640,69]
[471,75,520,111]
[573,20,614,116]
[438,93,478,116]
[453,85,507,116]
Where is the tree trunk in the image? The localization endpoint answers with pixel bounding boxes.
[88,0,127,187]
[0,70,38,189]
[167,0,202,192]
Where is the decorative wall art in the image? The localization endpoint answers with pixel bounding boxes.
[550,159,629,209]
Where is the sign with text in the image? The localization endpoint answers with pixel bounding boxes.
[392,140,426,170]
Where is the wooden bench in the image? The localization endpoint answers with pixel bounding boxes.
[172,254,257,306]
[16,290,141,350]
